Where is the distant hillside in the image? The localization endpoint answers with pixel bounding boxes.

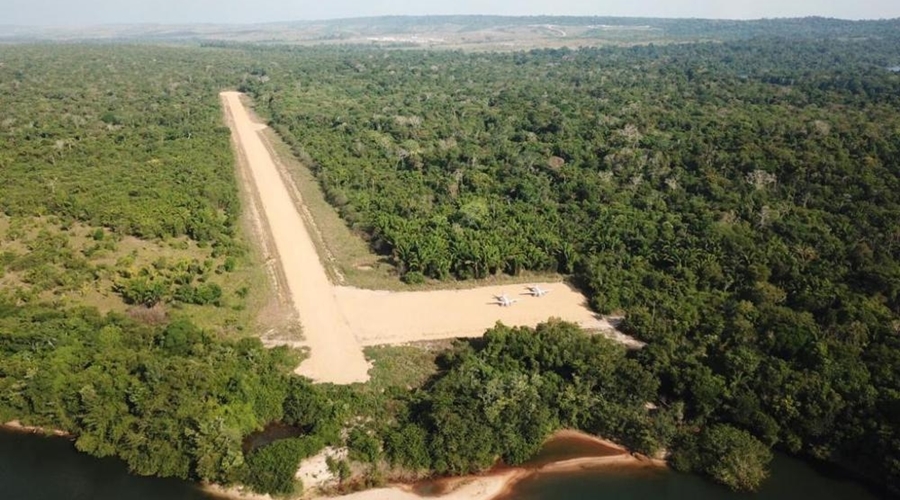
[2,15,899,48]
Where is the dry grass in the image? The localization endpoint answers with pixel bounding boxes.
[0,214,272,338]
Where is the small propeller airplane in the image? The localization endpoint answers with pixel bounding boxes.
[493,293,518,307]
[526,285,551,297]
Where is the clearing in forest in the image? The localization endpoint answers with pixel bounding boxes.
[221,91,620,384]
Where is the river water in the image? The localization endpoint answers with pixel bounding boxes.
[498,454,882,500]
[0,428,884,500]
[0,428,209,500]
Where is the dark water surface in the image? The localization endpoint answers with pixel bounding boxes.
[0,428,885,500]
[241,422,305,454]
[499,453,884,500]
[0,428,211,500]
[523,433,623,467]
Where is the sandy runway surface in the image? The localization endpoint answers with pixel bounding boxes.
[222,92,370,383]
[338,283,608,346]
[222,91,627,384]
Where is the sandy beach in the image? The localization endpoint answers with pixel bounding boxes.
[2,420,70,437]
[333,471,524,500]
[221,91,636,385]
[330,430,664,500]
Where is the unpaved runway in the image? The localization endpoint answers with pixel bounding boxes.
[222,91,622,384]
[222,91,370,384]
[338,284,606,346]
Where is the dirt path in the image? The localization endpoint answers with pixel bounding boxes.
[222,91,633,384]
[222,91,370,384]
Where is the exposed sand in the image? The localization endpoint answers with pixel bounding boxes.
[222,91,371,384]
[333,471,522,500]
[296,447,348,490]
[202,484,273,500]
[331,430,665,500]
[337,283,614,346]
[2,420,70,437]
[221,91,635,384]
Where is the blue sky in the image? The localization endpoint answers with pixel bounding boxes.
[4,0,899,26]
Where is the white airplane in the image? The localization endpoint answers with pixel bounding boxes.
[527,285,551,297]
[493,293,518,307]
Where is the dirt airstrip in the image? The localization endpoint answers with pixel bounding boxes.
[221,91,629,384]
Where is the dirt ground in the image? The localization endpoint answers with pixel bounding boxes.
[333,472,519,500]
[222,91,370,384]
[221,91,630,385]
[337,283,613,346]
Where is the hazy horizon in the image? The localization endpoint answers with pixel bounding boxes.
[3,0,899,27]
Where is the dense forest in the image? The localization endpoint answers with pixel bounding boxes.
[0,46,240,246]
[0,299,349,493]
[243,33,900,493]
[1,17,900,498]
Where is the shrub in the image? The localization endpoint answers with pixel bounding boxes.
[115,276,168,306]
[348,427,382,464]
[673,424,773,492]
[243,436,324,495]
[402,271,426,285]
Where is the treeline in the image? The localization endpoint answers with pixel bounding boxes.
[329,321,773,492]
[246,36,900,493]
[342,15,900,41]
[0,298,347,495]
[383,321,665,472]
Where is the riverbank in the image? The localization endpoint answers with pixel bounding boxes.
[2,420,661,500]
[203,484,273,500]
[329,430,665,500]
[334,470,526,500]
[202,430,662,500]
[2,420,70,438]
[1,426,880,500]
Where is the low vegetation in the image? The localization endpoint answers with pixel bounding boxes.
[0,45,273,333]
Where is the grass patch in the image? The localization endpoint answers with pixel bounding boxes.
[363,343,447,391]
[318,343,446,424]
[0,214,271,338]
